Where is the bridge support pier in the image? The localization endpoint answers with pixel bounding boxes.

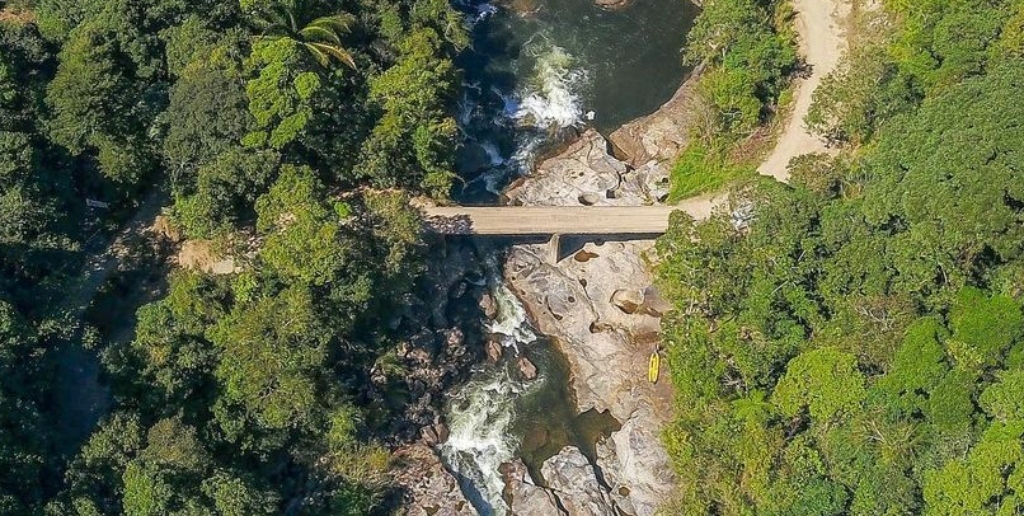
[547,234,561,264]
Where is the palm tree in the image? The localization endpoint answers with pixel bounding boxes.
[252,2,357,69]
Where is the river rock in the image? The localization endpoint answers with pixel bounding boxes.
[393,445,476,516]
[498,0,541,15]
[540,447,620,516]
[609,67,704,168]
[446,327,465,349]
[485,338,503,363]
[595,402,676,515]
[502,460,567,515]
[503,448,624,516]
[421,425,441,446]
[479,290,499,319]
[634,161,671,204]
[420,419,450,446]
[517,356,538,381]
[593,0,634,9]
[381,238,493,445]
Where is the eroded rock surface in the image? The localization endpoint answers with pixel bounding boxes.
[504,129,666,207]
[541,447,621,516]
[502,460,567,515]
[503,447,627,516]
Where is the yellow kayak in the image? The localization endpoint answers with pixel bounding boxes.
[648,351,661,384]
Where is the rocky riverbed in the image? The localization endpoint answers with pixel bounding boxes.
[392,0,706,510]
[499,87,699,513]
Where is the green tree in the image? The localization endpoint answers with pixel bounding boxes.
[0,299,48,513]
[173,148,280,238]
[684,0,796,136]
[359,27,459,196]
[46,20,154,184]
[773,347,867,422]
[209,284,330,430]
[254,165,357,286]
[244,38,325,149]
[162,40,254,172]
[250,0,357,69]
[923,421,1024,514]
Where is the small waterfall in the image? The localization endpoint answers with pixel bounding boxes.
[487,283,536,352]
[439,267,540,516]
[440,370,527,515]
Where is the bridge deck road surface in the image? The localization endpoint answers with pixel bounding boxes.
[422,198,721,236]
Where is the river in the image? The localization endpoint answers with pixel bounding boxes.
[438,0,696,514]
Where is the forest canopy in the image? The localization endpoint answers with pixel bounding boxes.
[0,0,464,513]
[657,0,1024,513]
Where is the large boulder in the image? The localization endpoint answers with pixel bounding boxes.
[596,403,677,516]
[502,460,567,515]
[540,447,621,516]
[393,445,476,516]
[609,68,704,168]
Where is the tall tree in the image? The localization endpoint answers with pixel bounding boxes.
[250,0,357,69]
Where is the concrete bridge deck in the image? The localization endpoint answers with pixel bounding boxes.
[422,206,683,236]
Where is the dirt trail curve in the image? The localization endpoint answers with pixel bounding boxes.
[59,189,167,321]
[757,0,849,182]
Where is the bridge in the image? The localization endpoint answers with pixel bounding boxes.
[421,200,722,261]
[421,195,721,236]
[421,206,682,236]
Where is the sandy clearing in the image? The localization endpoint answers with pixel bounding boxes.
[757,0,850,182]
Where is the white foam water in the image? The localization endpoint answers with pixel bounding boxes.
[465,2,499,29]
[486,280,536,352]
[440,369,526,516]
[458,29,589,196]
[514,40,588,129]
[439,264,539,515]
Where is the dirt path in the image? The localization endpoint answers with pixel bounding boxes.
[60,190,167,320]
[757,0,849,181]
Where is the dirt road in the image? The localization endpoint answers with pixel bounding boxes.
[757,0,849,181]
